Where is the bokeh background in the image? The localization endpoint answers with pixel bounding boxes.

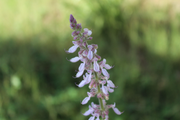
[0,0,180,120]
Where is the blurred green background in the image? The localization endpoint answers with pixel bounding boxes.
[0,0,180,120]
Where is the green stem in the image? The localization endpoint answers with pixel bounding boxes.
[95,72,104,120]
[97,84,104,110]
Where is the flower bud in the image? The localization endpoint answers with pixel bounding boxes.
[76,24,82,30]
[70,23,76,30]
[73,19,77,24]
[87,37,92,40]
[73,36,78,40]
[69,14,74,23]
[71,31,76,36]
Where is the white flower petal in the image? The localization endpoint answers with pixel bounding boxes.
[88,50,93,60]
[67,45,78,53]
[89,116,95,120]
[86,72,92,84]
[105,115,108,120]
[104,64,112,69]
[108,88,114,93]
[102,68,109,78]
[107,80,115,88]
[112,107,122,115]
[102,59,106,66]
[83,108,94,116]
[95,115,100,120]
[102,85,108,95]
[76,70,84,78]
[78,80,86,87]
[94,61,100,72]
[70,56,80,63]
[94,49,97,54]
[78,62,85,71]
[84,28,88,32]
[82,96,90,105]
[87,30,92,36]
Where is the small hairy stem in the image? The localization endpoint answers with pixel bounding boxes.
[98,85,104,110]
[95,72,104,116]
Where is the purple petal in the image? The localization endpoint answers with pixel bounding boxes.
[105,115,108,120]
[102,85,108,95]
[70,57,80,63]
[108,88,114,93]
[69,14,74,23]
[67,45,78,53]
[74,36,78,40]
[89,116,95,120]
[87,37,92,40]
[104,64,112,69]
[91,102,96,108]
[99,80,106,84]
[76,24,82,29]
[83,108,94,116]
[73,19,77,24]
[102,59,106,66]
[94,49,97,53]
[86,72,92,84]
[102,99,106,106]
[102,68,109,78]
[82,50,88,56]
[87,50,93,60]
[92,44,98,49]
[70,23,76,29]
[78,80,86,87]
[87,30,92,36]
[95,54,101,60]
[78,62,85,71]
[72,41,79,45]
[88,45,93,50]
[76,70,84,78]
[84,28,88,32]
[96,116,100,120]
[81,96,90,105]
[94,61,100,72]
[107,80,115,88]
[71,31,76,36]
[112,107,122,115]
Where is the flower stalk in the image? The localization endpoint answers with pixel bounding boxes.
[67,14,123,120]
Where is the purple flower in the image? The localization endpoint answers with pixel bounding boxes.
[67,14,123,120]
[76,24,82,30]
[81,92,92,105]
[67,45,78,53]
[69,14,74,23]
[99,59,112,70]
[111,103,123,115]
[70,23,76,30]
[94,61,100,72]
[84,28,92,37]
[87,49,93,60]
[102,68,109,78]
[82,96,91,105]
[82,101,123,120]
[77,72,92,88]
[76,62,85,78]
[83,105,94,116]
[69,56,80,63]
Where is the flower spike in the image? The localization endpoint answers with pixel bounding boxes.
[66,14,123,120]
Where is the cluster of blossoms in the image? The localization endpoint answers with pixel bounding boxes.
[67,14,123,120]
